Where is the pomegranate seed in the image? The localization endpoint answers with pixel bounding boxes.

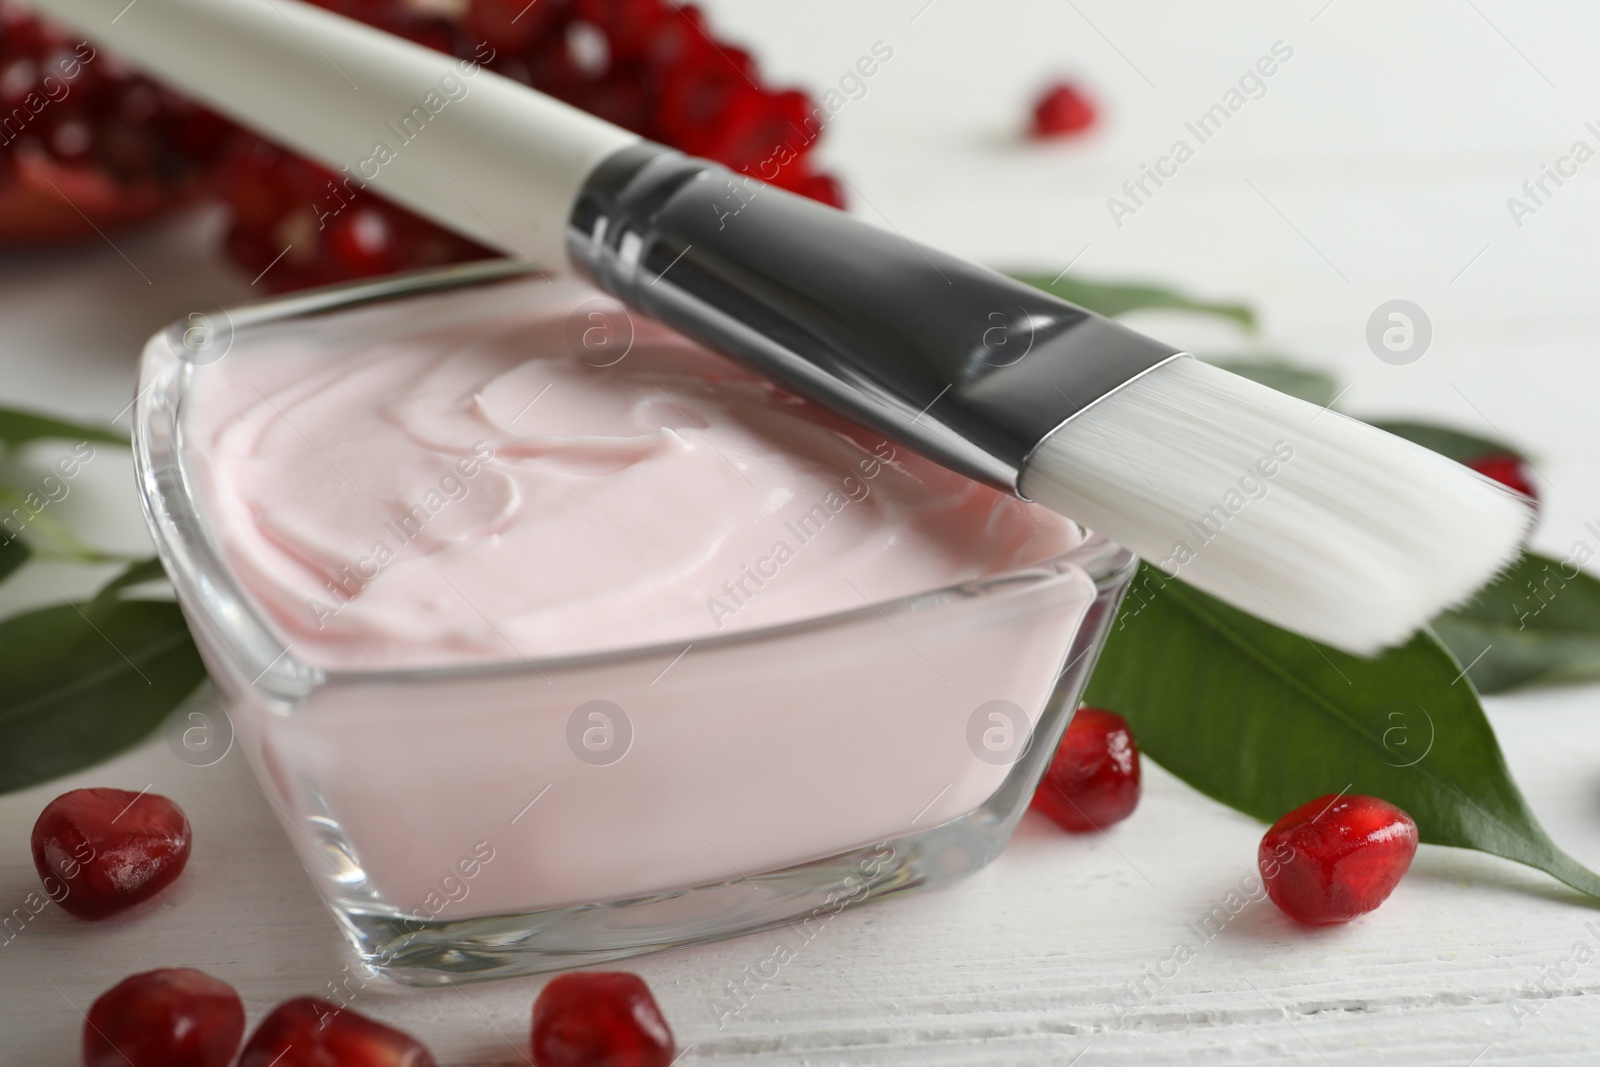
[1259,793,1418,925]
[653,59,756,158]
[640,3,713,73]
[1030,82,1097,139]
[1030,707,1141,832]
[32,787,191,920]
[239,998,438,1067]
[328,206,403,277]
[531,972,675,1067]
[84,968,244,1067]
[524,28,595,104]
[786,170,846,210]
[464,0,570,55]
[697,87,815,176]
[572,73,654,135]
[573,0,668,63]
[1467,453,1537,504]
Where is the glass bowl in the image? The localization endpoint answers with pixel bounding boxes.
[132,261,1137,985]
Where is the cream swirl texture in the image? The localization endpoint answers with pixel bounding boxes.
[184,282,1081,668]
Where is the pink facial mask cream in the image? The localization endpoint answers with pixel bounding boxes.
[140,267,1135,982]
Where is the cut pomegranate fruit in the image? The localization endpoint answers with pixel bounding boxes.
[84,968,245,1067]
[216,0,844,291]
[1467,453,1537,505]
[31,787,192,920]
[1031,706,1141,832]
[531,972,675,1067]
[6,0,845,277]
[238,998,438,1067]
[1030,81,1097,139]
[0,1,234,243]
[1259,793,1418,925]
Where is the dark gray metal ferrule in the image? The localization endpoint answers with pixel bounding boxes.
[567,142,1184,495]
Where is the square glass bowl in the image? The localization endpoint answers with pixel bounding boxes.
[133,261,1137,985]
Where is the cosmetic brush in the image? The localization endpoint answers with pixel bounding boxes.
[32,0,1531,654]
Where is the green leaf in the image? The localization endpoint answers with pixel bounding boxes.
[0,576,205,794]
[0,533,29,587]
[1087,564,1600,899]
[1009,272,1256,330]
[1432,551,1600,694]
[0,406,127,448]
[89,557,171,615]
[1367,420,1523,464]
[1206,357,1339,407]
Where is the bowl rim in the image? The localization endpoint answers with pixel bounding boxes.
[133,260,1135,700]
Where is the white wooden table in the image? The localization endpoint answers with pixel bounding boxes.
[6,2,1600,1062]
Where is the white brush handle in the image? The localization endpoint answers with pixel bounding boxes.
[32,0,635,268]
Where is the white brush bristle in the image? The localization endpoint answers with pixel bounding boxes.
[1018,358,1532,655]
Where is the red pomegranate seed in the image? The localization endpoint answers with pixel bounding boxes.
[32,787,191,920]
[697,87,813,176]
[573,0,669,63]
[653,54,757,158]
[531,972,675,1067]
[1467,453,1537,504]
[1030,82,1097,139]
[572,72,654,135]
[640,3,714,73]
[1259,793,1418,925]
[328,206,404,277]
[238,998,438,1067]
[464,0,570,55]
[1030,706,1141,832]
[84,968,245,1067]
[786,170,845,210]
